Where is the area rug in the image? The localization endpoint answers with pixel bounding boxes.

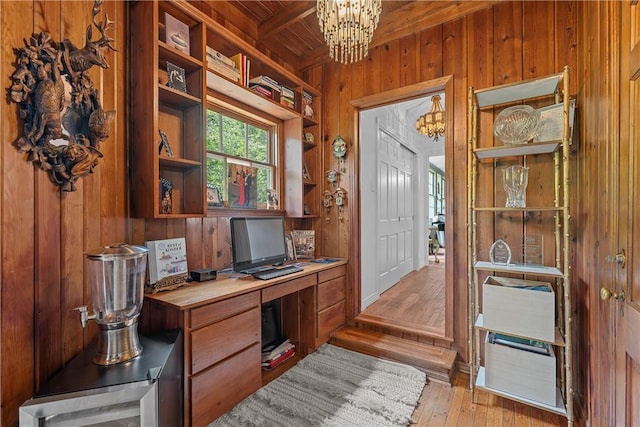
[209,343,427,427]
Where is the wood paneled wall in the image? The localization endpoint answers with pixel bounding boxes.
[0,1,128,424]
[2,1,618,425]
[575,2,622,425]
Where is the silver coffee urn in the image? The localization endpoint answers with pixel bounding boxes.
[78,244,149,365]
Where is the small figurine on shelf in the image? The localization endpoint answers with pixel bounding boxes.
[267,189,279,210]
[160,178,172,214]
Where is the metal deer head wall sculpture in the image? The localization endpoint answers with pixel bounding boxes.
[8,0,117,191]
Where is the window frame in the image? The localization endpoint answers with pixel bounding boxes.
[204,94,283,216]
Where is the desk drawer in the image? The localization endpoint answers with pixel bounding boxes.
[262,274,316,303]
[317,300,346,344]
[190,291,260,330]
[191,343,261,426]
[317,276,345,311]
[190,307,260,374]
[318,264,346,283]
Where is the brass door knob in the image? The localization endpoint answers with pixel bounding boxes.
[600,287,625,301]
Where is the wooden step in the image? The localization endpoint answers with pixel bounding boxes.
[330,326,457,384]
[355,313,452,345]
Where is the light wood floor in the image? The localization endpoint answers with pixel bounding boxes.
[362,251,445,335]
[413,372,567,427]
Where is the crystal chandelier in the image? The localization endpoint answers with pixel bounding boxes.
[317,0,382,64]
[416,95,446,141]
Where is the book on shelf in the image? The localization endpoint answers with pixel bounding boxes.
[488,332,551,356]
[302,90,314,118]
[230,53,250,86]
[281,85,295,99]
[164,13,190,54]
[292,229,315,259]
[280,97,295,109]
[249,83,273,98]
[206,46,235,68]
[208,60,240,83]
[145,237,188,284]
[261,338,294,362]
[262,347,296,370]
[280,85,295,109]
[249,75,281,92]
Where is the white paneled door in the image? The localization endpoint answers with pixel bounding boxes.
[376,127,415,294]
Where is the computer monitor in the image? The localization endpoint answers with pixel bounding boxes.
[230,216,287,273]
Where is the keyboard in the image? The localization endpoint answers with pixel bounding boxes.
[252,265,303,280]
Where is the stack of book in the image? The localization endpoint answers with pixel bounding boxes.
[249,76,280,92]
[280,86,295,109]
[261,338,295,370]
[250,83,273,99]
[206,47,240,83]
[230,53,250,86]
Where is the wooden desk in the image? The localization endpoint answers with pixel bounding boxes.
[140,260,347,427]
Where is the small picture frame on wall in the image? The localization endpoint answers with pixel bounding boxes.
[166,62,187,93]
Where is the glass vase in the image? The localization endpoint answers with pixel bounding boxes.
[502,165,529,208]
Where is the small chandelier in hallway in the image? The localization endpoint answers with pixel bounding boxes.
[416,95,446,141]
[317,0,382,64]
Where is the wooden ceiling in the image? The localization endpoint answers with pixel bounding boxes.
[205,1,499,71]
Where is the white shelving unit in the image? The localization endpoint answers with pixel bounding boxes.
[467,66,573,425]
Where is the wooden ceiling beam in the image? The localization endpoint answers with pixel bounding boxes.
[369,0,500,48]
[259,1,317,40]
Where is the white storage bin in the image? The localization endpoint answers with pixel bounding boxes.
[482,276,555,342]
[485,333,556,406]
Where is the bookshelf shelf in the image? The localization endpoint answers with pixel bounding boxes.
[475,368,567,416]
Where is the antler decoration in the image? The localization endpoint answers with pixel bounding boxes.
[8,0,116,191]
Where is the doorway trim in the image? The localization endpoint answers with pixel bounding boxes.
[350,75,454,341]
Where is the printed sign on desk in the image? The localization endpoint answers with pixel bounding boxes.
[145,237,188,284]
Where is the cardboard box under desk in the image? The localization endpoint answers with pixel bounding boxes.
[482,276,555,342]
[485,334,557,406]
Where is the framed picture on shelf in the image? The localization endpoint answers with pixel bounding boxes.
[158,129,174,157]
[284,233,296,261]
[227,162,257,208]
[207,185,223,207]
[164,13,190,54]
[302,163,311,180]
[166,62,187,93]
[292,229,315,259]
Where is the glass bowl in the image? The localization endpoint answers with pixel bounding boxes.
[493,105,541,145]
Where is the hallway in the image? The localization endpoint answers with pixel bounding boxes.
[362,251,445,337]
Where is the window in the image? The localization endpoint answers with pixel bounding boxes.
[206,105,277,209]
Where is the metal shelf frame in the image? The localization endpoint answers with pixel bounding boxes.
[467,66,573,426]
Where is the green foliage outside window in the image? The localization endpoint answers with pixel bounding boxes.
[206,109,274,207]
